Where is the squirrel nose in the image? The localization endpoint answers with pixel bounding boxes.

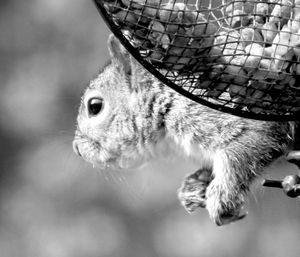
[72,141,82,157]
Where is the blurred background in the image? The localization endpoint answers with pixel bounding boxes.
[0,0,300,256]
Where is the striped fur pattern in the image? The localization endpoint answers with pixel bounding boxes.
[73,35,294,225]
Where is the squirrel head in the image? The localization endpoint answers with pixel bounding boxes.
[73,34,168,169]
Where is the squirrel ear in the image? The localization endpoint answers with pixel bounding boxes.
[107,34,131,75]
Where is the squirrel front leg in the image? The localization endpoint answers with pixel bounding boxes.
[206,132,288,225]
[178,149,251,226]
[179,135,288,225]
[205,148,252,225]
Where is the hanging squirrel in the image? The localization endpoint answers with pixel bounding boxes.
[73,34,295,225]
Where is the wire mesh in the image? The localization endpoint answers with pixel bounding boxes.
[94,0,300,120]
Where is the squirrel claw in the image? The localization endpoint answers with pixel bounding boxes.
[178,168,213,213]
[178,190,206,213]
[216,209,248,226]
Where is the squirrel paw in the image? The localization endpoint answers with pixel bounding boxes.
[178,168,247,226]
[178,168,212,213]
[205,182,247,226]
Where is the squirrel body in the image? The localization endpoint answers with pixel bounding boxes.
[73,34,294,225]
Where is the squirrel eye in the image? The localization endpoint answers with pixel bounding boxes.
[87,97,104,116]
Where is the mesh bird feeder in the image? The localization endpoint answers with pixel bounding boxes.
[94,0,300,121]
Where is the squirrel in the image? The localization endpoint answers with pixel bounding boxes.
[73,34,295,225]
